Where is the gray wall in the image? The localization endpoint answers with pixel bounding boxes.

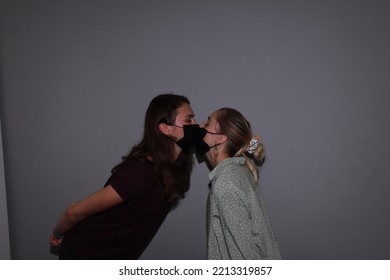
[0,117,10,259]
[0,0,389,259]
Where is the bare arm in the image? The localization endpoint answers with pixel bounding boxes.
[49,185,123,247]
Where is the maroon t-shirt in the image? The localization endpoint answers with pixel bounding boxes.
[63,157,171,259]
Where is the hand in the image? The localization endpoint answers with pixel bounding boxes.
[49,232,63,247]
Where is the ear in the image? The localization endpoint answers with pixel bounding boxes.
[158,123,170,136]
[216,134,227,145]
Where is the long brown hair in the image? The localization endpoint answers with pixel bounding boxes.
[112,94,194,204]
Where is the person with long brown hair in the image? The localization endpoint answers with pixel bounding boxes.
[49,93,197,259]
[200,108,281,259]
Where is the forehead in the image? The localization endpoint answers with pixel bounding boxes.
[208,112,218,122]
[205,112,218,126]
[175,103,194,118]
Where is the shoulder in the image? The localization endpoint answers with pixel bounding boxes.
[107,157,155,200]
[210,157,256,197]
[211,158,246,189]
[113,157,154,177]
[211,157,248,182]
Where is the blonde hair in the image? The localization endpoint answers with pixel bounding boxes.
[214,108,265,183]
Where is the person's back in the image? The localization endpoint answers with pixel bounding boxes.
[62,158,169,259]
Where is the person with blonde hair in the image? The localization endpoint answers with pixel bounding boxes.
[200,108,281,260]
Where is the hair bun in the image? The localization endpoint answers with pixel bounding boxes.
[253,143,265,166]
[245,136,265,166]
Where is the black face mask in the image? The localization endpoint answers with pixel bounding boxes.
[174,124,210,154]
[193,126,210,155]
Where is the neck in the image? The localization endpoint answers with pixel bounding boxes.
[207,145,229,168]
[215,153,229,166]
[173,144,182,161]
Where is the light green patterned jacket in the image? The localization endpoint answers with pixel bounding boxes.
[207,157,281,260]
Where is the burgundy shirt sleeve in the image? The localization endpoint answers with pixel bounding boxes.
[105,159,154,201]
